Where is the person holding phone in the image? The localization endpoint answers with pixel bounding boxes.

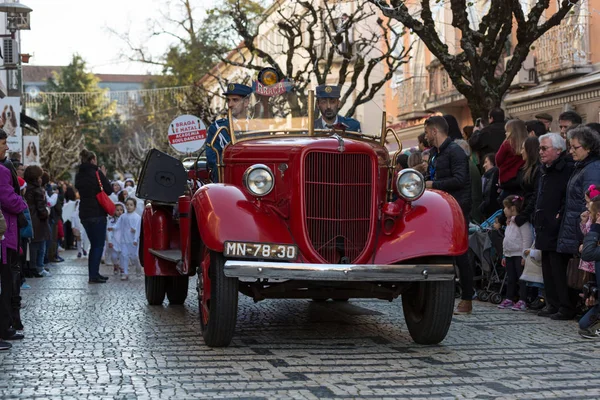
[469,108,507,170]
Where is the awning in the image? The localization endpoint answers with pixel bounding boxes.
[20,112,39,133]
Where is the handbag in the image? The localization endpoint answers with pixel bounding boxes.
[567,256,593,290]
[96,171,116,216]
[521,253,543,284]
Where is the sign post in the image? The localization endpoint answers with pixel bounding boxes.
[167,115,207,154]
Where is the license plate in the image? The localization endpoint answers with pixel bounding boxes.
[224,241,298,260]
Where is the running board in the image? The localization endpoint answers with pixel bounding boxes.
[149,249,182,263]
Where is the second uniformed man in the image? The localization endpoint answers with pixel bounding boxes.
[206,83,253,182]
[313,85,361,132]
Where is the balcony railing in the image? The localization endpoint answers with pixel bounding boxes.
[396,76,429,117]
[426,60,462,107]
[534,13,592,81]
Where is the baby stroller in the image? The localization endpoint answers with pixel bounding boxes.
[468,210,506,304]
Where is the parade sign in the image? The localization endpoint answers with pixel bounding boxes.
[168,115,206,153]
[252,80,294,97]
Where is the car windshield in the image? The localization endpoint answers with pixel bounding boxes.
[225,87,386,141]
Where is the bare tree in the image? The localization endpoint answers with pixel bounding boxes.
[40,118,85,180]
[368,0,580,121]
[214,0,411,117]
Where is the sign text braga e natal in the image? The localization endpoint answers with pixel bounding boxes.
[167,115,207,153]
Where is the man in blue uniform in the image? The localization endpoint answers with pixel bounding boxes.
[314,85,361,132]
[206,83,253,182]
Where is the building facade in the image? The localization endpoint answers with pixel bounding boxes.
[386,0,600,147]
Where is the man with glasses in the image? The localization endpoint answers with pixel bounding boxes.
[314,85,361,132]
[558,111,582,139]
[533,133,574,319]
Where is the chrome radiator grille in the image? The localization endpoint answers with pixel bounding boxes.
[304,152,373,263]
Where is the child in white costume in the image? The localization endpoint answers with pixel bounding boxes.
[107,203,125,275]
[118,198,142,280]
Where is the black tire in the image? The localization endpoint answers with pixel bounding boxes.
[490,292,503,304]
[479,290,490,302]
[166,276,189,305]
[145,276,167,305]
[312,298,327,302]
[402,280,454,345]
[333,298,349,302]
[198,251,239,347]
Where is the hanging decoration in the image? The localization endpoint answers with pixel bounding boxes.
[24,85,195,118]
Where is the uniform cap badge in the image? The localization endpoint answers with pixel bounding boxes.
[324,86,333,93]
[228,84,235,91]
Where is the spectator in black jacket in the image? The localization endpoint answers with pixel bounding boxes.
[468,108,506,167]
[534,133,574,320]
[75,149,112,284]
[515,136,540,227]
[425,116,474,315]
[480,153,500,220]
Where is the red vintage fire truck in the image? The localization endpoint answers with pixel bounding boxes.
[136,83,467,348]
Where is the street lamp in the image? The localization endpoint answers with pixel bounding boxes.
[0,3,32,38]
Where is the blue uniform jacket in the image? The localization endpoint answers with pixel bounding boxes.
[314,115,361,132]
[206,118,232,182]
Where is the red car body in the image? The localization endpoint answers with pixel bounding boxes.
[138,125,468,348]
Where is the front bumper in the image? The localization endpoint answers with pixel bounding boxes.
[223,261,455,282]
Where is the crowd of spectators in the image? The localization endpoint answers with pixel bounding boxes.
[401,109,600,338]
[0,141,142,351]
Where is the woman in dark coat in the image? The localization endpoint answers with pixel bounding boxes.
[557,127,600,256]
[74,149,112,283]
[23,166,52,277]
[479,153,500,220]
[516,136,541,226]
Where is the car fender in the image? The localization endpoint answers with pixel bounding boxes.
[373,190,468,264]
[191,184,296,252]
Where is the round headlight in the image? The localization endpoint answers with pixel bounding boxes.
[396,168,425,201]
[243,164,275,196]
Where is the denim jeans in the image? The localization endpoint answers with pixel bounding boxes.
[579,261,600,330]
[29,241,47,274]
[81,217,107,279]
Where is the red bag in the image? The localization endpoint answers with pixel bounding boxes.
[57,220,64,239]
[96,171,116,216]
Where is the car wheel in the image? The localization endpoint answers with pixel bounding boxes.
[145,276,166,305]
[312,298,327,302]
[166,276,189,305]
[198,249,239,347]
[333,298,349,302]
[402,280,454,345]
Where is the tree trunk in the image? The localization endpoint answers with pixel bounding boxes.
[466,91,503,125]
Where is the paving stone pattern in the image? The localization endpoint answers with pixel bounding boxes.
[1,251,600,399]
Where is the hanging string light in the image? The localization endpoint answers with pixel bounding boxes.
[25,86,195,118]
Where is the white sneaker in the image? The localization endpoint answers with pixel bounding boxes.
[58,246,65,252]
[40,270,52,277]
[121,274,129,281]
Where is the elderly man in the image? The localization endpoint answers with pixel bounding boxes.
[534,133,574,319]
[424,116,473,315]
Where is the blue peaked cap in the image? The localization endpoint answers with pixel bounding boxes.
[316,85,341,98]
[223,83,253,97]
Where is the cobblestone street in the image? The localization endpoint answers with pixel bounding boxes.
[0,251,599,399]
